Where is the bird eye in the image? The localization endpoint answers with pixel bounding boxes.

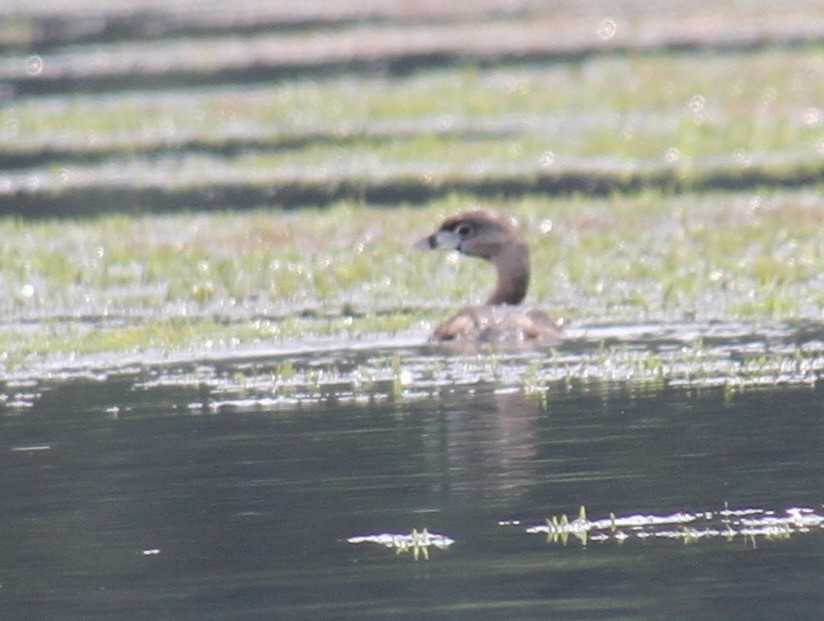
[456,223,473,238]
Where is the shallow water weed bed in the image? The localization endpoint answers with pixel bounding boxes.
[3,35,824,214]
[1,189,822,373]
[2,320,821,415]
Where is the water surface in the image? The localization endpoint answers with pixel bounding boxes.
[2,337,822,619]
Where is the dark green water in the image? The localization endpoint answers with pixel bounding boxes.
[1,349,822,620]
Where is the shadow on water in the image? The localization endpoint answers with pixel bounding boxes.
[1,334,823,619]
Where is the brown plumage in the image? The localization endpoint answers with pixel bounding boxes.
[415,210,562,346]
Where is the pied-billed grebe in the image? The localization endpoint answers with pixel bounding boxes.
[415,209,563,346]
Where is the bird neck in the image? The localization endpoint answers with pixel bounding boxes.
[487,241,529,305]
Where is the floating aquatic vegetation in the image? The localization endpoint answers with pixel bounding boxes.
[138,322,822,406]
[2,319,820,417]
[347,529,455,560]
[524,504,824,547]
[1,186,822,377]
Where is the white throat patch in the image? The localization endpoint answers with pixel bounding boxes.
[434,230,462,250]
